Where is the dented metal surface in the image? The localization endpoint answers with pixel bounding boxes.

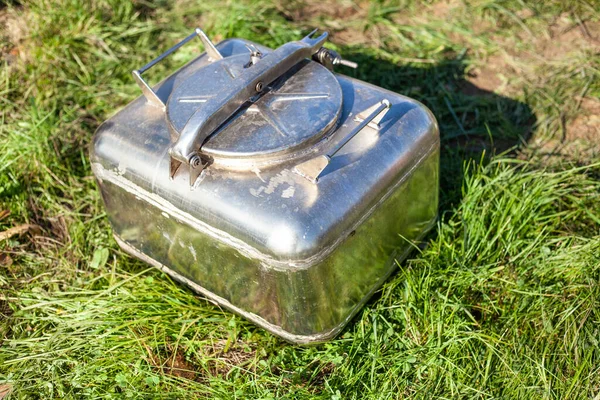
[91,31,440,343]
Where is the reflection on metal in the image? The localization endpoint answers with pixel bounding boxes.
[91,29,440,343]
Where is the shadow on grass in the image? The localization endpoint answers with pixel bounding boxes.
[333,48,537,324]
[338,48,536,214]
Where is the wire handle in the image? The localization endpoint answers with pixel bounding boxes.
[132,28,223,109]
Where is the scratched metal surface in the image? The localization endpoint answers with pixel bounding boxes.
[90,39,439,342]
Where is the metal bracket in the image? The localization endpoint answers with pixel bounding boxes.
[294,99,391,183]
[132,28,223,109]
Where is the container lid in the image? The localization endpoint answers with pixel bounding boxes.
[132,28,348,185]
[166,55,342,168]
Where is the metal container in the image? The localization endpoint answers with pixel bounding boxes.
[90,29,439,344]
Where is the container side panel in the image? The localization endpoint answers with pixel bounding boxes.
[96,146,438,340]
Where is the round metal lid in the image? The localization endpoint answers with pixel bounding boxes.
[166,54,342,168]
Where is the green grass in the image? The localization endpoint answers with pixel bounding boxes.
[1,0,599,398]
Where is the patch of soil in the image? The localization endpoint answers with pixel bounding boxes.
[462,55,508,95]
[163,350,197,380]
[277,0,365,22]
[428,0,461,20]
[0,384,12,400]
[203,339,256,377]
[537,14,600,60]
[143,339,257,381]
[0,7,28,64]
[0,253,13,268]
[498,12,600,63]
[275,1,377,46]
[333,27,372,47]
[521,96,600,164]
[144,342,200,381]
[461,12,600,114]
[568,97,600,143]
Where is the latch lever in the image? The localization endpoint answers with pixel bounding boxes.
[294,99,391,183]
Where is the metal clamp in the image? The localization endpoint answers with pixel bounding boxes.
[132,28,223,109]
[294,99,391,183]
